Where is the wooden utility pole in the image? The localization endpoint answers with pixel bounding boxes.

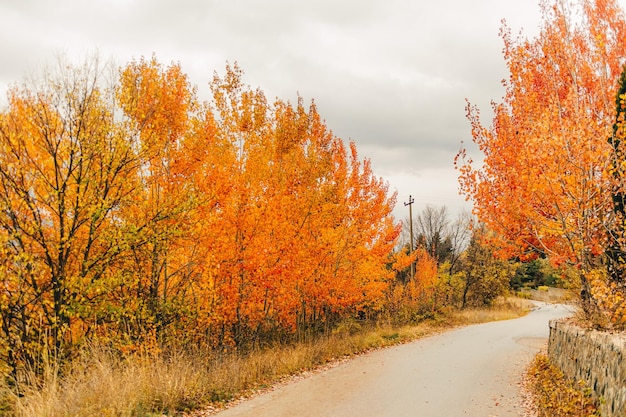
[404,195,415,280]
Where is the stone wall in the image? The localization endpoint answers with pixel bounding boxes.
[548,319,626,417]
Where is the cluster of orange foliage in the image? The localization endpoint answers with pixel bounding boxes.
[456,0,626,323]
[0,57,415,376]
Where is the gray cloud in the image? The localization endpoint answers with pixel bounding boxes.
[0,0,552,217]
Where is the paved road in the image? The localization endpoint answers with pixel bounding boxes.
[215,303,573,417]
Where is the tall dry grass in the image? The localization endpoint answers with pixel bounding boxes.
[2,297,532,417]
[452,297,537,325]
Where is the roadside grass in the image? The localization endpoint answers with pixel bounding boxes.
[1,296,533,417]
[451,297,537,325]
[517,287,575,304]
[525,353,599,417]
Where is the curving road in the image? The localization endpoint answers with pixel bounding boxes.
[215,303,573,417]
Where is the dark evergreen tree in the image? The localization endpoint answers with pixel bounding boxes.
[607,65,626,289]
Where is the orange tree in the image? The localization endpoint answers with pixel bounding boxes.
[187,64,402,346]
[455,0,626,316]
[0,56,404,378]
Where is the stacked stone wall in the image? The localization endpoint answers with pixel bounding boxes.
[548,320,626,417]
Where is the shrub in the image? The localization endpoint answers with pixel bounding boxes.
[526,354,599,417]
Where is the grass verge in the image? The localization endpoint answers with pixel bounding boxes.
[1,297,533,417]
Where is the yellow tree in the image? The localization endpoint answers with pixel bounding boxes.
[117,56,201,342]
[0,57,138,375]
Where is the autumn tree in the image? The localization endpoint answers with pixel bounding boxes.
[460,225,513,308]
[176,63,401,346]
[0,55,404,377]
[606,65,626,288]
[0,57,139,376]
[455,0,626,314]
[586,65,626,326]
[116,56,201,341]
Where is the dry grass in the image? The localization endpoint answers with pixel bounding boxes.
[451,297,536,325]
[2,297,532,417]
[517,287,576,304]
[5,347,217,416]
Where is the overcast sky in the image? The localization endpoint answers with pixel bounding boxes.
[0,0,551,220]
